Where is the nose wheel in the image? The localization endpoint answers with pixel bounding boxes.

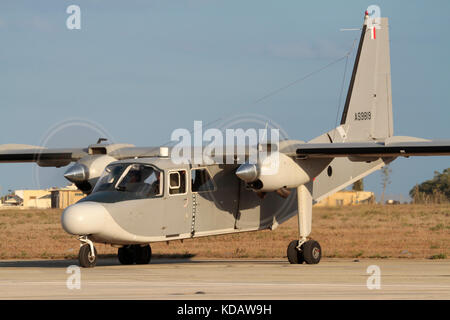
[118,244,152,265]
[78,238,98,268]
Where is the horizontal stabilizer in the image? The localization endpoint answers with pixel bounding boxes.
[296,140,450,159]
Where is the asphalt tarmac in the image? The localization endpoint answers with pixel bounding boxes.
[0,258,448,299]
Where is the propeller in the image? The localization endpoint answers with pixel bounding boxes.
[64,163,88,183]
[32,119,115,192]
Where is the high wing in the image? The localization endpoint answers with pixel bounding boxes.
[0,143,160,167]
[0,143,250,167]
[2,138,448,165]
[295,140,450,159]
[0,144,88,167]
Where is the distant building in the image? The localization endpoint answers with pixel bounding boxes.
[50,186,85,209]
[0,185,85,209]
[1,194,23,206]
[314,190,375,207]
[14,189,52,209]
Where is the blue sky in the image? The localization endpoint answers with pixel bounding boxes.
[0,0,449,201]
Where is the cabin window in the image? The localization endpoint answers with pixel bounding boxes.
[169,172,180,189]
[191,168,215,193]
[169,170,186,195]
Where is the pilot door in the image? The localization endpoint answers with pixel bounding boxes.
[163,169,192,237]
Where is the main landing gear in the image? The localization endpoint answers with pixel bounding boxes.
[287,184,322,265]
[287,239,321,264]
[118,244,152,265]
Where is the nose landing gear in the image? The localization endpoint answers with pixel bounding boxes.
[78,236,97,268]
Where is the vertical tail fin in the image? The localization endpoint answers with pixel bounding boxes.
[309,14,395,201]
[340,14,393,142]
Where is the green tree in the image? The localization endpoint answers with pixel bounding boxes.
[409,168,450,203]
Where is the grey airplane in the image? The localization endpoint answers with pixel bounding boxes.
[1,12,449,267]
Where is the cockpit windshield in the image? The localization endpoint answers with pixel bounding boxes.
[92,163,162,197]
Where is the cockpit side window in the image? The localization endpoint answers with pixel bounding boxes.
[93,163,163,198]
[143,169,162,196]
[116,164,163,197]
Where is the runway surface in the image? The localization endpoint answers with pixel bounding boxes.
[0,258,449,299]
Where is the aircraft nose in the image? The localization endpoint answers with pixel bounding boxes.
[61,202,108,235]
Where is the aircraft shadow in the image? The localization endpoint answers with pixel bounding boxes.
[0,255,286,268]
[0,253,198,268]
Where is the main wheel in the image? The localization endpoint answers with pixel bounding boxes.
[302,240,321,264]
[118,246,135,265]
[135,245,152,265]
[79,244,97,268]
[287,240,305,264]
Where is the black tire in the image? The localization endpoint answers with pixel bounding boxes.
[287,240,304,264]
[78,244,97,268]
[302,240,321,264]
[135,245,152,265]
[118,246,135,265]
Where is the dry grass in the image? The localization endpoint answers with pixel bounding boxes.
[0,204,448,260]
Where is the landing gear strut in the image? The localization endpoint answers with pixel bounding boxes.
[78,236,97,268]
[287,184,322,265]
[118,244,152,265]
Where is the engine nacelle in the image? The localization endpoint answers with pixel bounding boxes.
[64,155,117,194]
[236,152,310,192]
